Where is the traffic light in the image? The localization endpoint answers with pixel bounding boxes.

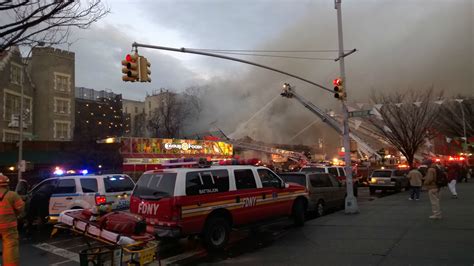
[139,56,151,82]
[333,78,345,100]
[122,53,139,82]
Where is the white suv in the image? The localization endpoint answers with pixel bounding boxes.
[26,174,135,222]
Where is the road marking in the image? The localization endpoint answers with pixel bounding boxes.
[34,243,80,262]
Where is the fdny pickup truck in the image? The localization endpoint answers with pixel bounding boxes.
[130,165,308,250]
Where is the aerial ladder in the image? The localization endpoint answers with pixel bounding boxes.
[213,129,310,163]
[281,84,382,160]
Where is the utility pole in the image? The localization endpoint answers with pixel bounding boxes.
[16,76,24,192]
[456,99,468,152]
[335,0,358,213]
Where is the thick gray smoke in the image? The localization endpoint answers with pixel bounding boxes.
[186,0,473,153]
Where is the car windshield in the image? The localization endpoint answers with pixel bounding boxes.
[134,173,177,199]
[280,174,307,186]
[371,170,392,177]
[301,167,325,173]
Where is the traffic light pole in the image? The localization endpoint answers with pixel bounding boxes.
[132,42,334,94]
[335,0,358,213]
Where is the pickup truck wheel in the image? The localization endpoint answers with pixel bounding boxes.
[315,200,325,217]
[202,216,230,251]
[292,199,306,227]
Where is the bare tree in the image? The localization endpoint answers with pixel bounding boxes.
[436,98,474,138]
[147,89,201,138]
[0,0,109,52]
[369,88,441,167]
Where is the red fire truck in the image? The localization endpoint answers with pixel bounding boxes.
[129,165,308,250]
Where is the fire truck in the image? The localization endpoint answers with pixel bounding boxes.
[129,164,308,250]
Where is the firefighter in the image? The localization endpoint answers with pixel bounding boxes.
[0,174,25,266]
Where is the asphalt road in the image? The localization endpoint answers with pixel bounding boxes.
[13,187,381,266]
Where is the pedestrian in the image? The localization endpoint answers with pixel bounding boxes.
[0,174,25,266]
[447,164,458,199]
[459,163,468,183]
[407,167,423,200]
[423,160,442,219]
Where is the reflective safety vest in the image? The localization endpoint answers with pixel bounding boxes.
[0,188,25,230]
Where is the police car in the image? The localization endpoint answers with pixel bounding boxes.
[130,165,308,250]
[27,174,135,222]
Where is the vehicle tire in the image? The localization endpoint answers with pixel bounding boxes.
[201,216,231,251]
[315,200,325,217]
[292,199,306,227]
[369,187,376,194]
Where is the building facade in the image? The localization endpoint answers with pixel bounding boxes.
[122,99,145,137]
[29,47,75,141]
[74,87,124,141]
[0,46,35,142]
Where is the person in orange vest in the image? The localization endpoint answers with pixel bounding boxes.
[0,174,25,266]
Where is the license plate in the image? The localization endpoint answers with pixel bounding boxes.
[116,199,130,209]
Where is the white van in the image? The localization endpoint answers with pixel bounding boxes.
[27,174,135,222]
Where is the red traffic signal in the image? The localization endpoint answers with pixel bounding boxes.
[122,53,139,82]
[333,78,343,86]
[333,78,345,100]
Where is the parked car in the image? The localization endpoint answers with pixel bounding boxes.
[129,166,309,250]
[368,169,409,194]
[300,165,359,196]
[26,174,135,223]
[279,172,345,217]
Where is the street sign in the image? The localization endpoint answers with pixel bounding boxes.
[348,110,372,118]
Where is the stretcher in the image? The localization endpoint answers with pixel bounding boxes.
[54,209,159,266]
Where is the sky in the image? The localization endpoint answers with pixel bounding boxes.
[64,0,473,145]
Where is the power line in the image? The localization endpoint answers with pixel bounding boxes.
[190,48,350,53]
[209,51,335,61]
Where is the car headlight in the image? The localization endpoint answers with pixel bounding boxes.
[370,178,376,183]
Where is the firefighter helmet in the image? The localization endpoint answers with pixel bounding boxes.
[0,175,9,187]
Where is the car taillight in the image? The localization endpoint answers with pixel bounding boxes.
[171,205,181,221]
[95,195,107,205]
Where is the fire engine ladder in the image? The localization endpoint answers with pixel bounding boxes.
[229,140,309,162]
[343,116,425,161]
[214,129,309,163]
[281,86,382,160]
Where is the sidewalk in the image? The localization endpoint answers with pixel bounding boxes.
[216,183,474,266]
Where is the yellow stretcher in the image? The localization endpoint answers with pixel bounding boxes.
[53,223,159,266]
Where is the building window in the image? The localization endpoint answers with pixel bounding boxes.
[54,98,70,114]
[4,91,32,122]
[54,121,70,140]
[134,106,138,114]
[54,73,71,92]
[10,63,22,85]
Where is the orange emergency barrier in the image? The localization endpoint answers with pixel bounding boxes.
[0,175,25,266]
